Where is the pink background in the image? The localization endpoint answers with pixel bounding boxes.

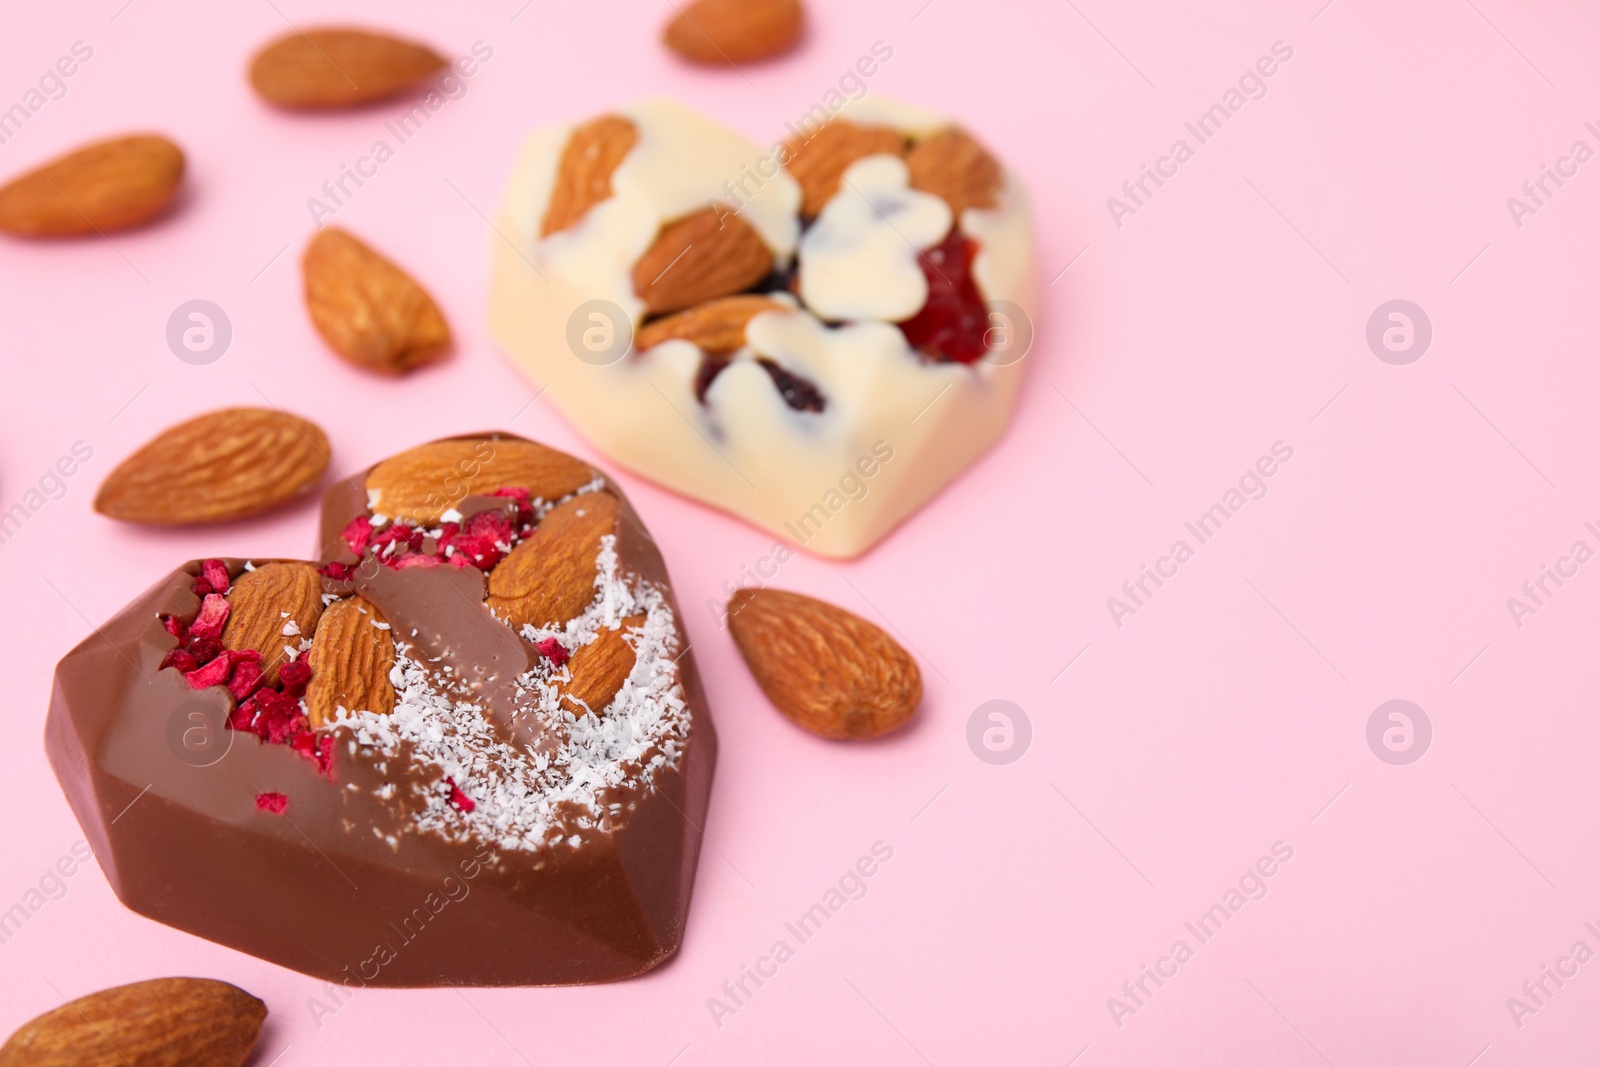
[3,0,1598,1062]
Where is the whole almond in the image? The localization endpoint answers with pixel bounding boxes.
[249,28,446,109]
[907,127,1002,216]
[541,115,639,237]
[488,493,619,629]
[306,596,397,727]
[0,134,184,237]
[636,295,787,355]
[221,562,325,685]
[784,120,905,217]
[632,207,773,315]
[563,614,645,714]
[366,437,594,525]
[0,977,265,1067]
[663,0,803,64]
[727,588,921,740]
[303,227,451,375]
[95,408,330,526]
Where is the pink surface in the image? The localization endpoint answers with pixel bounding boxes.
[2,0,1597,1062]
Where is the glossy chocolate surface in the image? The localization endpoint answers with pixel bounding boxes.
[45,435,716,986]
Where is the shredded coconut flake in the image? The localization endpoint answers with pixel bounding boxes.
[333,534,690,853]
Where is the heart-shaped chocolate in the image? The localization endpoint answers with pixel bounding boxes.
[46,433,716,986]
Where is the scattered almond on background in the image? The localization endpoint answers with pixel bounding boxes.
[95,408,330,525]
[727,588,922,740]
[249,27,446,108]
[663,0,804,65]
[0,977,265,1067]
[302,226,451,375]
[0,134,184,238]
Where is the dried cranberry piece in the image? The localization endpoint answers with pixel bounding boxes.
[342,516,375,556]
[255,792,288,815]
[201,559,230,594]
[695,354,732,404]
[898,229,989,364]
[758,359,826,412]
[536,637,570,668]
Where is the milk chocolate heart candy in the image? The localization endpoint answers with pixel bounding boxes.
[46,433,716,986]
[489,97,1035,559]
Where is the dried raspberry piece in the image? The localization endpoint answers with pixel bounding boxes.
[192,580,214,597]
[446,778,476,813]
[255,792,288,815]
[318,560,355,581]
[898,229,989,364]
[160,648,197,673]
[536,637,570,668]
[290,728,335,775]
[279,659,312,699]
[233,687,303,744]
[201,559,230,594]
[227,659,263,701]
[184,650,240,690]
[189,593,231,641]
[490,487,534,527]
[342,515,375,555]
[184,635,221,665]
[391,552,441,569]
[448,554,471,569]
[162,614,185,640]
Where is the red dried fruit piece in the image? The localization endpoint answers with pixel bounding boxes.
[255,792,288,814]
[898,229,989,364]
[319,560,355,581]
[189,593,231,640]
[160,648,197,673]
[185,635,221,664]
[201,559,230,594]
[279,659,312,699]
[227,659,264,701]
[490,487,534,527]
[192,580,215,597]
[446,778,475,812]
[290,728,334,775]
[392,552,441,569]
[536,637,570,668]
[184,650,241,690]
[162,614,185,640]
[342,515,375,555]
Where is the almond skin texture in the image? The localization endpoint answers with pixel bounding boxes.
[0,134,184,237]
[541,115,639,237]
[303,227,451,375]
[366,438,594,525]
[95,408,330,526]
[306,596,397,727]
[249,28,446,109]
[907,127,1002,216]
[784,120,905,218]
[664,0,803,64]
[563,614,645,714]
[0,977,265,1067]
[222,562,325,685]
[488,493,619,629]
[632,207,773,315]
[727,588,921,740]
[636,295,787,355]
